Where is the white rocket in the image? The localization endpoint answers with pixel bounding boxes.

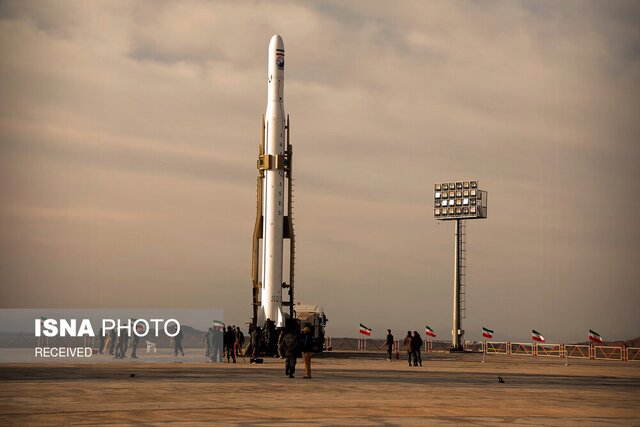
[259,35,286,327]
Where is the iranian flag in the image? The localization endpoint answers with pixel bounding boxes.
[425,326,436,337]
[359,323,371,336]
[212,320,224,330]
[531,330,545,343]
[482,327,494,339]
[589,329,603,344]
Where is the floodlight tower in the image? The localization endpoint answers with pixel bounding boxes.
[434,180,487,351]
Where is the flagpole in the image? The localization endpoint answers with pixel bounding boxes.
[482,339,486,363]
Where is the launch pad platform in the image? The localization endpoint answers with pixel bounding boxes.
[1,353,639,425]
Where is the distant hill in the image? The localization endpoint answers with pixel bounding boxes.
[0,324,209,349]
[576,337,640,347]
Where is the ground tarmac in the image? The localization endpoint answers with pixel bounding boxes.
[0,352,639,426]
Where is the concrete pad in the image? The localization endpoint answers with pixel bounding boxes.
[0,353,639,426]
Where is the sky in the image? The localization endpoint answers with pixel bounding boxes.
[0,1,639,342]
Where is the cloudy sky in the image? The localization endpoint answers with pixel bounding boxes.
[1,1,639,341]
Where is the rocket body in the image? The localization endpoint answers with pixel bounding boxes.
[260,35,286,327]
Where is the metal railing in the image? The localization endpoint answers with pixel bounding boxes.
[627,347,640,361]
[510,342,534,356]
[323,338,635,363]
[536,343,562,358]
[565,344,590,359]
[594,346,623,361]
[485,341,508,354]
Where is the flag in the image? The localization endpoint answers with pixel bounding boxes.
[531,330,545,343]
[359,323,371,336]
[425,325,436,337]
[589,329,603,344]
[482,326,494,339]
[212,320,224,330]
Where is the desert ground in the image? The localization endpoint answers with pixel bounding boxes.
[0,352,639,426]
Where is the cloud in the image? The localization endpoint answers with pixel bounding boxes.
[0,0,639,341]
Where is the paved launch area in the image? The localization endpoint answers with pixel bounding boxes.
[0,353,639,426]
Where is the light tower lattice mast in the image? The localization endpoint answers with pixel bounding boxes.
[434,180,487,351]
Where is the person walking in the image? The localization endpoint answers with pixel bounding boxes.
[412,331,423,367]
[403,331,413,367]
[385,329,394,361]
[282,326,299,378]
[301,327,313,379]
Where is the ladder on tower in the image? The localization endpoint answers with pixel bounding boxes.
[459,220,467,319]
[289,177,296,287]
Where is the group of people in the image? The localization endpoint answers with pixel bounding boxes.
[98,325,141,359]
[385,329,424,367]
[202,320,315,379]
[202,324,244,363]
[280,322,314,379]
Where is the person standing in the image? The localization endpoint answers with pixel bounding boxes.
[173,326,184,357]
[412,331,423,367]
[385,329,394,361]
[98,328,105,354]
[301,327,313,379]
[282,327,299,378]
[108,328,116,355]
[235,326,245,359]
[225,326,236,363]
[277,329,285,359]
[203,327,212,360]
[130,321,141,359]
[403,331,413,367]
[210,325,223,363]
[250,326,262,360]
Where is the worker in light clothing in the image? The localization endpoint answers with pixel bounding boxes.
[301,327,313,379]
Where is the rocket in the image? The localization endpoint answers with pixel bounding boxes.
[261,35,286,327]
[253,35,290,328]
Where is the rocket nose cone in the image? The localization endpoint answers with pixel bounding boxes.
[269,34,284,51]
